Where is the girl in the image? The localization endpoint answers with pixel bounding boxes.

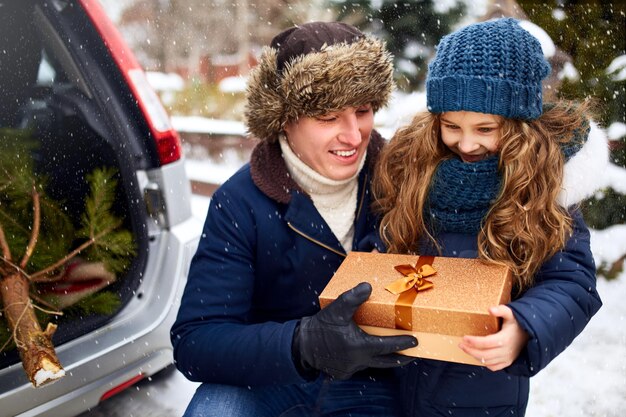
[374,18,603,416]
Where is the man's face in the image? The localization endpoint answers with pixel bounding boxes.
[283,105,373,181]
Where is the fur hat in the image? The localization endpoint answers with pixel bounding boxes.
[426,18,551,120]
[245,22,394,142]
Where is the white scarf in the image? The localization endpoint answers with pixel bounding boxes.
[279,135,366,252]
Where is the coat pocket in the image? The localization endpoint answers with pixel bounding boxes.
[430,363,529,409]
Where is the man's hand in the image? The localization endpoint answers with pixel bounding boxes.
[293,282,418,380]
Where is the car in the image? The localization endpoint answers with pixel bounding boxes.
[0,0,201,415]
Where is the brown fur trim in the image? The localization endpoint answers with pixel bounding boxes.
[250,130,386,204]
[250,135,303,204]
[245,36,394,143]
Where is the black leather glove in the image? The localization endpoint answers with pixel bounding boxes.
[292,282,418,380]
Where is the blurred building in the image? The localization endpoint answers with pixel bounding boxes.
[110,0,330,82]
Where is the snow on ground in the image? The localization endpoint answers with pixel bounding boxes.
[526,269,626,417]
[145,71,184,92]
[526,226,626,417]
[218,75,248,93]
[184,154,243,185]
[171,116,246,136]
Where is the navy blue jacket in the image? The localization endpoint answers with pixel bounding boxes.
[399,210,602,416]
[171,134,384,386]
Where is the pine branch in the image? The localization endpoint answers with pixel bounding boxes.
[78,167,137,273]
[0,256,25,278]
[28,196,75,272]
[79,167,120,237]
[66,291,121,316]
[20,184,40,269]
[29,291,64,314]
[0,206,31,240]
[0,223,11,261]
[1,132,71,271]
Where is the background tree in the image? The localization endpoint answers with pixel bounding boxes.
[517,0,626,275]
[329,0,466,89]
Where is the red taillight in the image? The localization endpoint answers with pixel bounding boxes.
[127,69,183,164]
[78,0,182,166]
[154,131,183,165]
[100,373,145,402]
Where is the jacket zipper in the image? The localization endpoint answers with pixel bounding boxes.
[355,172,368,221]
[286,173,370,258]
[287,223,346,257]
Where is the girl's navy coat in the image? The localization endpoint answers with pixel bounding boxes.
[399,213,601,416]
[171,134,384,386]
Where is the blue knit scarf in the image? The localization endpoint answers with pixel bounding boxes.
[427,156,501,234]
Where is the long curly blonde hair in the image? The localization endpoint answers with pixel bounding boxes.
[373,100,591,292]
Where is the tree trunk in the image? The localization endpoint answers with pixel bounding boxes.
[1,272,64,387]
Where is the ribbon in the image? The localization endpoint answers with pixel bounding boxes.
[386,264,436,295]
[385,256,436,330]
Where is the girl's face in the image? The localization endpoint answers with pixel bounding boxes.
[284,105,373,181]
[440,111,501,163]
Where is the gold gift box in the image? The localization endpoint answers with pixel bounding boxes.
[319,252,512,366]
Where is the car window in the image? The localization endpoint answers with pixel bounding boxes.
[0,4,84,127]
[33,5,93,98]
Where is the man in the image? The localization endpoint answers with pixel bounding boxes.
[171,22,416,417]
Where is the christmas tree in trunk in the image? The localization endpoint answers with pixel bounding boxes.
[0,128,135,386]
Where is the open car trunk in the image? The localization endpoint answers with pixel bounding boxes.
[0,0,150,370]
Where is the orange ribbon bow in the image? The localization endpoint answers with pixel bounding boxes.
[385,256,437,330]
[385,263,436,295]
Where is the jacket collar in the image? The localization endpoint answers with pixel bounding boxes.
[250,130,385,204]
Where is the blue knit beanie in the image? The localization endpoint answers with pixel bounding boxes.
[426,18,551,120]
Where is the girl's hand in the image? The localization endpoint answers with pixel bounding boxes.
[458,305,529,371]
